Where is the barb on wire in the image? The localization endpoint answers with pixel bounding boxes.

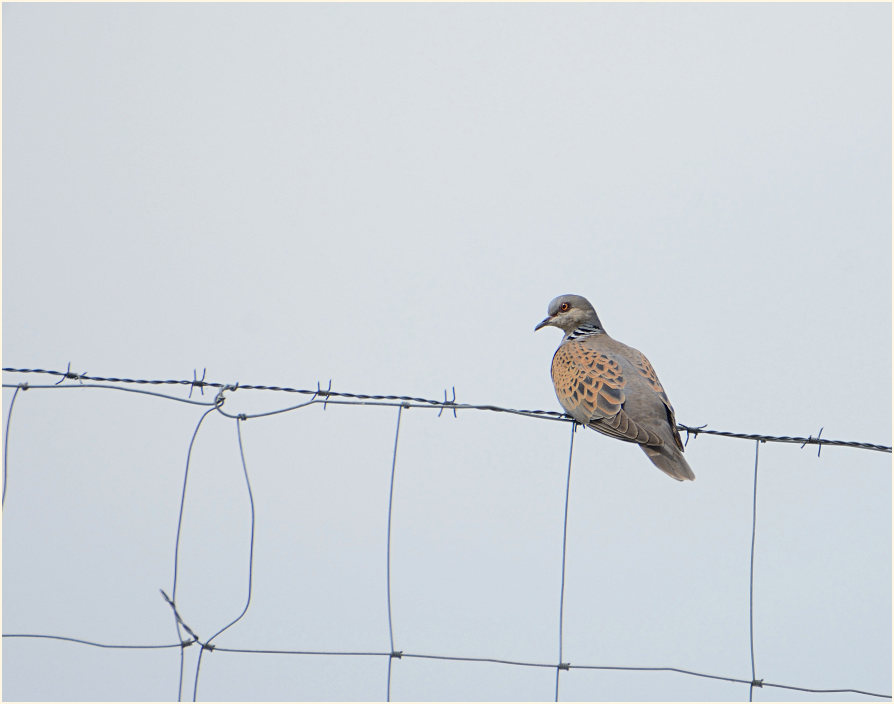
[189,368,207,399]
[54,362,86,385]
[438,387,457,418]
[682,423,707,448]
[800,426,824,457]
[315,379,332,410]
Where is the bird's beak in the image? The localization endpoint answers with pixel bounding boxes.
[534,316,553,332]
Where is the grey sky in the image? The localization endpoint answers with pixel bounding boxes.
[2,2,891,702]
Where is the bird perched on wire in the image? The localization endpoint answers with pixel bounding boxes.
[535,294,694,481]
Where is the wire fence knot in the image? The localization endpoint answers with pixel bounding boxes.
[390,650,403,659]
[214,383,239,408]
[751,678,764,688]
[557,662,570,671]
[159,589,199,643]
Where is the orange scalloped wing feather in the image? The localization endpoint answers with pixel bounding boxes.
[551,341,625,422]
[551,341,664,447]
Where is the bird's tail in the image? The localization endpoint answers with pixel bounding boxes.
[641,445,695,481]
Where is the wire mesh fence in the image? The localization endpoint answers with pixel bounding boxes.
[2,366,891,702]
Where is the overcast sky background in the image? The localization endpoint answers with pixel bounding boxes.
[2,3,891,702]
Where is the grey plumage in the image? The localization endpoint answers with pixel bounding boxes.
[535,294,694,481]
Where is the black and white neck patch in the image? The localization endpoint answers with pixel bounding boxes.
[564,324,604,341]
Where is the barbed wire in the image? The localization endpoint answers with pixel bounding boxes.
[2,366,891,701]
[3,366,891,452]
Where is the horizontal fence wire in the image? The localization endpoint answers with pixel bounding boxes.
[2,366,891,702]
[1,634,889,700]
[4,366,891,453]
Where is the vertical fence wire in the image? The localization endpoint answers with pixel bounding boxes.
[386,405,405,702]
[192,416,257,702]
[748,439,761,702]
[170,407,217,701]
[2,384,23,507]
[555,422,577,702]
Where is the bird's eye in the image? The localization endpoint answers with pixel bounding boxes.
[559,302,570,312]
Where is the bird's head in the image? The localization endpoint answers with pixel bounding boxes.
[534,294,602,334]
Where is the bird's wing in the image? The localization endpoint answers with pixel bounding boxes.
[551,340,662,446]
[551,340,624,420]
[630,350,685,452]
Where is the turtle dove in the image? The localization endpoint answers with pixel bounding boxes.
[535,294,695,481]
